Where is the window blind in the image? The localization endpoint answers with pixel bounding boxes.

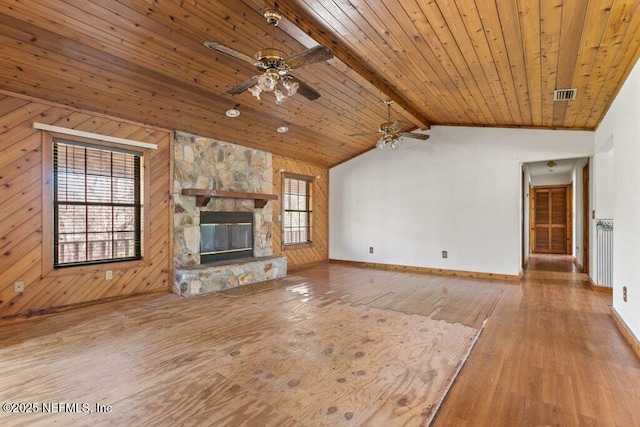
[53,138,142,267]
[283,176,312,245]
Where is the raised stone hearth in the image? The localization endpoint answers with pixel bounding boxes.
[173,256,286,297]
[172,131,286,296]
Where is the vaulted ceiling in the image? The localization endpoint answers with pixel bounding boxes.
[1,1,639,167]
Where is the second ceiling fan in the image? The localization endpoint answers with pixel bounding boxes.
[204,9,333,104]
[351,100,430,149]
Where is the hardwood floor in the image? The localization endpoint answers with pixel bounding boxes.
[434,256,640,425]
[524,253,581,273]
[0,262,638,425]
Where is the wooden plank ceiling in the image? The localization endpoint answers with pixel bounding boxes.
[1,0,639,167]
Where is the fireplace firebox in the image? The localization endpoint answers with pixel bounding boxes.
[200,212,254,263]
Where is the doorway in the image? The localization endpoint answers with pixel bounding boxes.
[522,157,590,276]
[582,160,590,273]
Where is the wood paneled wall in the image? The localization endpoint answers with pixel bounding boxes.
[272,156,329,269]
[0,91,172,321]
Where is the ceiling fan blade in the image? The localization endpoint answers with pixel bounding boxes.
[399,132,430,140]
[348,131,381,137]
[285,45,333,69]
[226,75,260,95]
[389,120,407,132]
[204,41,256,65]
[288,76,321,100]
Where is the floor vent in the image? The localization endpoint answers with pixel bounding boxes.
[553,88,577,101]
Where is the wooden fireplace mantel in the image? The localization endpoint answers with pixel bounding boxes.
[181,188,278,208]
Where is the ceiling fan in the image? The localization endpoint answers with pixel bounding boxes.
[350,100,430,149]
[204,9,333,104]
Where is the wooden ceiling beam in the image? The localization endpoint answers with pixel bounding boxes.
[241,0,431,130]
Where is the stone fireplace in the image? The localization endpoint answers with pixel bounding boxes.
[172,131,286,297]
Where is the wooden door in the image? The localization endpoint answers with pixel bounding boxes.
[533,185,571,254]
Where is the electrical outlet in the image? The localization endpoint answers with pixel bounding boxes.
[442,250,448,258]
[623,286,627,302]
[106,270,113,280]
[369,247,374,254]
[14,281,24,293]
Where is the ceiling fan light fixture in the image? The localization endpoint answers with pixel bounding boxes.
[283,78,299,97]
[248,84,263,100]
[247,70,302,103]
[259,71,278,91]
[376,139,386,150]
[274,88,286,104]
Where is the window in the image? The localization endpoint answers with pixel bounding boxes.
[283,174,313,246]
[52,138,142,267]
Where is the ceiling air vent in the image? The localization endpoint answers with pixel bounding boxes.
[553,88,577,101]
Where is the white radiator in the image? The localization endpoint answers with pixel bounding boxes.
[596,219,613,287]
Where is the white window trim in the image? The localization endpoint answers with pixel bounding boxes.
[34,122,158,150]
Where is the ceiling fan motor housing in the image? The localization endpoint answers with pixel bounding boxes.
[255,48,289,74]
[264,9,282,26]
[379,122,394,133]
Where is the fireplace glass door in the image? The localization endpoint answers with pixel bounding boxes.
[200,212,254,263]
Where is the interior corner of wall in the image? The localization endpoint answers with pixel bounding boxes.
[596,133,614,154]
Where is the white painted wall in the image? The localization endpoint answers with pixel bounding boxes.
[530,172,573,186]
[330,126,594,276]
[591,148,614,281]
[593,149,614,219]
[595,57,640,340]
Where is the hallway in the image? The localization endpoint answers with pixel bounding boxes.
[525,254,581,273]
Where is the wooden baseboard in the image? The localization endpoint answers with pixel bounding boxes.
[0,289,170,326]
[329,259,520,282]
[610,306,640,361]
[575,259,583,272]
[287,260,328,271]
[587,276,614,293]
